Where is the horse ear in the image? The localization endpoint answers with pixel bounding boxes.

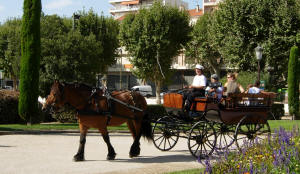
[54,79,59,84]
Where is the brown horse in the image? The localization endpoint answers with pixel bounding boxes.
[42,80,153,161]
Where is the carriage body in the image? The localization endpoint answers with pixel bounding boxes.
[153,91,275,158]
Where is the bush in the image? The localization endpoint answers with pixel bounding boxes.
[0,90,23,124]
[51,105,77,123]
[288,46,299,118]
[146,104,167,121]
[0,90,50,124]
[268,103,284,120]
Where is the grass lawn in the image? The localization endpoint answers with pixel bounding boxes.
[0,120,299,132]
[268,120,300,131]
[0,123,128,131]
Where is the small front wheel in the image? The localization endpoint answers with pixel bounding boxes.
[152,116,179,151]
[188,121,216,159]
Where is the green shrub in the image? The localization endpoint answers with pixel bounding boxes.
[0,90,49,124]
[0,90,23,124]
[51,105,77,123]
[288,46,299,118]
[268,103,284,120]
[146,104,167,121]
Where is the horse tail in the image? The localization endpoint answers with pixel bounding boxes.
[140,113,153,141]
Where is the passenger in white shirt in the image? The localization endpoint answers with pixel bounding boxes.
[183,64,207,112]
[248,80,261,94]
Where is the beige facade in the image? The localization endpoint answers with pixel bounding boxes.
[203,0,222,13]
[109,0,188,20]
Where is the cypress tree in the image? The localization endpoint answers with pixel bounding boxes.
[19,0,41,124]
[288,46,299,120]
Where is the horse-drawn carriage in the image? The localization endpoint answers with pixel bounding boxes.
[43,81,275,161]
[152,90,275,158]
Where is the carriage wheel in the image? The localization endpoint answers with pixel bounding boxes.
[188,121,216,159]
[234,116,271,151]
[215,123,236,150]
[152,116,179,151]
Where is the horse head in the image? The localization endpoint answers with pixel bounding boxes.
[42,80,65,112]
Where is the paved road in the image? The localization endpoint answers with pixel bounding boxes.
[0,133,202,174]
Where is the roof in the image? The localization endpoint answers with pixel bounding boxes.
[188,8,203,17]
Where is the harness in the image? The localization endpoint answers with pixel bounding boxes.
[77,87,143,125]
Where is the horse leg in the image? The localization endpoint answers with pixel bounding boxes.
[73,124,88,161]
[100,129,116,160]
[129,119,142,158]
[127,120,136,138]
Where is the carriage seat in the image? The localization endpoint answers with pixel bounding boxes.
[192,97,208,112]
[224,92,276,109]
[163,93,208,112]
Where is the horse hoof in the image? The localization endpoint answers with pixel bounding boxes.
[73,154,85,162]
[106,154,116,160]
[129,152,140,158]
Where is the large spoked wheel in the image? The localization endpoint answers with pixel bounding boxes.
[215,123,236,150]
[188,121,217,159]
[234,115,271,151]
[152,116,179,151]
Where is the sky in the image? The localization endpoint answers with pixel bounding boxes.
[0,0,202,24]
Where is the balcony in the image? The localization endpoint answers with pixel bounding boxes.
[109,0,134,4]
[110,3,153,14]
[203,0,221,6]
[110,6,140,13]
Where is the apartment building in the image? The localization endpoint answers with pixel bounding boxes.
[109,0,188,20]
[202,0,222,13]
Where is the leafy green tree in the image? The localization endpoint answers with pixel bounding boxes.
[210,0,300,88]
[39,12,119,96]
[19,0,41,124]
[77,9,119,72]
[185,13,221,76]
[288,46,299,119]
[0,18,22,90]
[120,2,191,103]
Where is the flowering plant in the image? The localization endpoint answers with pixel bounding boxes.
[201,126,300,174]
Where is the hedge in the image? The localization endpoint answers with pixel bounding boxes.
[0,90,52,124]
[0,90,23,124]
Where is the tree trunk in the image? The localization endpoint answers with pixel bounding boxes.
[12,76,17,91]
[155,80,161,104]
[208,58,221,78]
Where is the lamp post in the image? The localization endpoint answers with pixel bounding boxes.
[255,45,263,81]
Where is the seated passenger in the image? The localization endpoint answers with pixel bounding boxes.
[223,73,244,96]
[206,74,223,101]
[248,80,261,94]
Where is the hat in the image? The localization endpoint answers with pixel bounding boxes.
[211,74,218,80]
[195,64,204,70]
